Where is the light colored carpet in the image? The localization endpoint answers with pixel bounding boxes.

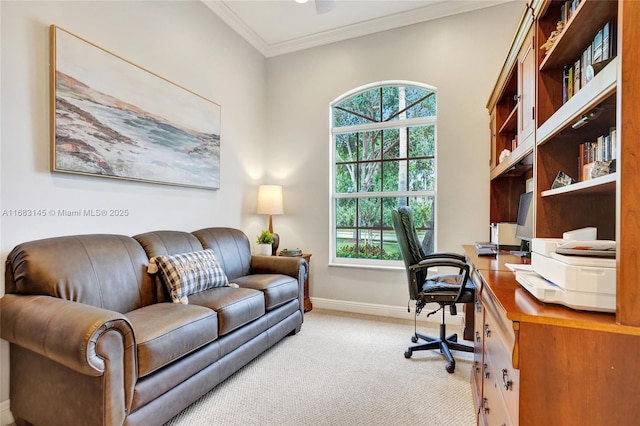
[165,309,476,426]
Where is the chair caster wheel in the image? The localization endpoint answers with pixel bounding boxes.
[446,362,455,374]
[450,334,458,342]
[411,336,418,343]
[404,350,412,359]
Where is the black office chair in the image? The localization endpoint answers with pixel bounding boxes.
[391,206,475,373]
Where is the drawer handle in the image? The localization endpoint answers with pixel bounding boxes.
[474,361,480,374]
[483,397,490,414]
[476,331,481,342]
[484,323,491,338]
[502,368,513,391]
[484,364,490,379]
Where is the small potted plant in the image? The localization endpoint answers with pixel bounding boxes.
[256,230,275,255]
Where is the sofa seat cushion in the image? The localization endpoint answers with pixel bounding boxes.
[232,274,299,310]
[125,303,218,378]
[188,287,265,336]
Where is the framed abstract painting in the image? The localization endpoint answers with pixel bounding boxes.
[50,25,221,190]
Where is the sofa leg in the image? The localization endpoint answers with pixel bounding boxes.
[289,325,302,336]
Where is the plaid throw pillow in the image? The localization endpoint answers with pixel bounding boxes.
[149,249,229,304]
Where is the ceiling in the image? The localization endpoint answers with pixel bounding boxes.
[202,0,520,57]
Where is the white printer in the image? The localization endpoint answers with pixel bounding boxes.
[515,228,616,313]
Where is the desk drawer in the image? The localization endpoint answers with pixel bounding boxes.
[472,298,484,415]
[473,298,484,384]
[480,364,513,426]
[483,345,519,424]
[482,288,519,424]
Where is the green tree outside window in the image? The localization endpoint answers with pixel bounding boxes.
[331,82,437,263]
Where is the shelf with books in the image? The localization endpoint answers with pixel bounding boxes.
[537,56,617,146]
[537,0,618,127]
[479,3,640,421]
[538,0,617,72]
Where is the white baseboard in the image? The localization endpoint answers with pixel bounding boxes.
[1,400,13,426]
[310,297,466,328]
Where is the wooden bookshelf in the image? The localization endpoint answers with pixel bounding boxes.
[475,1,640,424]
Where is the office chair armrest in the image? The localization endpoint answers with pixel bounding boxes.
[422,252,466,262]
[411,258,469,271]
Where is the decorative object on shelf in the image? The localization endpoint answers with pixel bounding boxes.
[540,21,565,54]
[257,185,284,255]
[586,57,614,82]
[590,159,616,179]
[50,25,221,190]
[279,248,302,257]
[499,149,511,164]
[256,229,275,256]
[578,127,616,181]
[551,171,576,189]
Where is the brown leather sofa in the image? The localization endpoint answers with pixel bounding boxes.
[1,227,306,426]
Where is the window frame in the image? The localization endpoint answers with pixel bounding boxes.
[329,81,438,268]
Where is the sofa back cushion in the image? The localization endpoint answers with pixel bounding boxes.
[4,234,155,313]
[192,228,252,281]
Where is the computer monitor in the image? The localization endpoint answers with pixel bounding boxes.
[512,191,534,256]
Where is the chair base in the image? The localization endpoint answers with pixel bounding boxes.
[404,314,473,373]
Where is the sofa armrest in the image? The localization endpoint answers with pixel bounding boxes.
[250,255,307,280]
[1,294,135,377]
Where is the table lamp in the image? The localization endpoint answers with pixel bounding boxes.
[257,184,283,255]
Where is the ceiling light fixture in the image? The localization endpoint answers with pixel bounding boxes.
[295,0,309,4]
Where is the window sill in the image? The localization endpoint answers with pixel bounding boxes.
[328,261,405,272]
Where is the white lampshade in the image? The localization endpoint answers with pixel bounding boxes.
[257,185,284,215]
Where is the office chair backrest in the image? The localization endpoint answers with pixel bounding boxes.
[391,206,427,300]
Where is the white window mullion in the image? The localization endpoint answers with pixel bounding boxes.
[332,116,437,135]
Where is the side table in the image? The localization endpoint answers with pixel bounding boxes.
[300,254,312,312]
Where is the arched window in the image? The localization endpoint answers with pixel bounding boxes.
[330,81,437,266]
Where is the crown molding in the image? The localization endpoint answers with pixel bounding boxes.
[202,0,516,58]
[201,1,270,56]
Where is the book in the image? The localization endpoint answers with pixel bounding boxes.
[582,45,593,84]
[608,19,617,59]
[573,59,581,93]
[592,28,604,63]
[610,127,617,160]
[562,66,571,103]
[602,21,611,61]
[568,66,574,99]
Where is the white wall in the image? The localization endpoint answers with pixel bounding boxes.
[0,0,267,413]
[265,3,525,308]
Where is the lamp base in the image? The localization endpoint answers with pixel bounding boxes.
[271,233,280,256]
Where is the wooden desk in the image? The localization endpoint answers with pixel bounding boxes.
[463,249,530,341]
[464,245,640,425]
